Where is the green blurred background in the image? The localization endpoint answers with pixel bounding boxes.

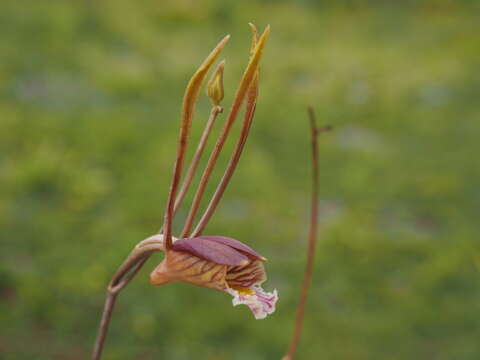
[1,0,479,359]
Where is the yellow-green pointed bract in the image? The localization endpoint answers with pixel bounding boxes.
[207,60,225,106]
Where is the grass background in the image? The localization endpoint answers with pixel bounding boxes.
[1,0,479,359]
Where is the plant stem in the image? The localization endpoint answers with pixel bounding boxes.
[92,292,118,360]
[283,107,330,360]
[91,237,164,360]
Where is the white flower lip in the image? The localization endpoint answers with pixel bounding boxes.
[227,286,278,320]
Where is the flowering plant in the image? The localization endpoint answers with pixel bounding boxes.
[92,24,274,360]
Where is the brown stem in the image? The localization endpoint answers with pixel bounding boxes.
[109,255,149,293]
[92,292,118,360]
[181,26,270,238]
[163,36,230,250]
[283,107,331,360]
[91,238,165,360]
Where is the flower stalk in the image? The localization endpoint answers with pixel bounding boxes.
[92,235,165,360]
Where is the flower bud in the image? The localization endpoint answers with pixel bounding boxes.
[206,60,225,106]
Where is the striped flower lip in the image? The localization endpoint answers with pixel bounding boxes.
[150,236,278,319]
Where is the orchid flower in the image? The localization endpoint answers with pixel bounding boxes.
[150,235,278,319]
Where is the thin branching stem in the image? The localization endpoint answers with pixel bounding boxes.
[283,107,331,360]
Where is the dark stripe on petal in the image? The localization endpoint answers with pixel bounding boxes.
[175,257,203,273]
[226,260,267,287]
[201,260,218,273]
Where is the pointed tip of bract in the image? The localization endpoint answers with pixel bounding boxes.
[250,24,270,58]
[248,23,259,55]
[203,35,230,69]
[249,23,270,45]
[248,23,258,35]
[261,24,271,40]
[182,32,231,110]
[247,23,270,44]
[215,35,231,55]
[259,256,268,262]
